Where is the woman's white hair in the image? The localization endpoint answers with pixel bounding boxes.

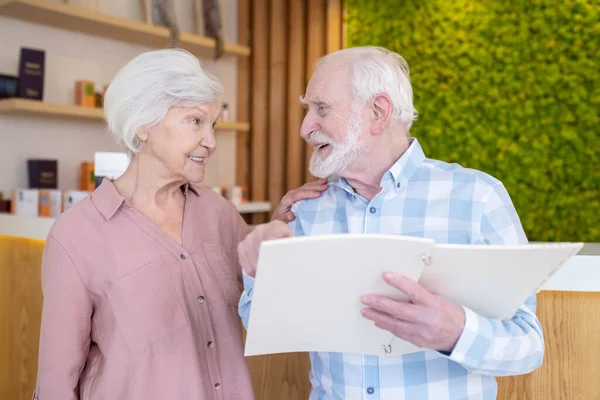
[316,46,418,131]
[104,48,223,152]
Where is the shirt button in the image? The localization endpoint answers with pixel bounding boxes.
[369,207,377,214]
[197,295,205,303]
[214,383,221,390]
[367,387,375,394]
[180,252,188,260]
[207,341,215,348]
[397,182,401,188]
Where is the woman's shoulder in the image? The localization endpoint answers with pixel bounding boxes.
[47,194,102,245]
[189,185,240,215]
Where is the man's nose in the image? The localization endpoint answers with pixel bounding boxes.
[300,114,318,141]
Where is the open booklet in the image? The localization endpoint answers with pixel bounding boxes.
[244,235,582,357]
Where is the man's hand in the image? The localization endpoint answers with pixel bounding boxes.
[361,272,466,353]
[237,220,294,278]
[271,178,329,223]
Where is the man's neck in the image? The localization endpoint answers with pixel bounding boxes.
[344,135,411,202]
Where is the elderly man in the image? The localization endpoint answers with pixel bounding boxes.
[238,46,543,399]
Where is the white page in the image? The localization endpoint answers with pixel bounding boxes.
[419,242,584,320]
[245,234,434,357]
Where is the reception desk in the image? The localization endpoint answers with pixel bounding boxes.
[1,214,599,400]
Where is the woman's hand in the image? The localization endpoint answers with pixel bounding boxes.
[271,178,329,223]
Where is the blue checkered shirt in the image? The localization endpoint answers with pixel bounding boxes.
[239,138,544,399]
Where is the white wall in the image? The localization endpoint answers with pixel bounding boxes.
[0,0,239,198]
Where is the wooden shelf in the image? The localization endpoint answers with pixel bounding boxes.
[0,99,250,132]
[0,0,250,58]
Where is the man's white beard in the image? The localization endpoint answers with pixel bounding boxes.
[308,113,368,178]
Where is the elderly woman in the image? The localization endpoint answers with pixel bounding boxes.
[33,49,327,400]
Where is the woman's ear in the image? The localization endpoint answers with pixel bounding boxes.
[136,128,149,143]
[370,93,393,136]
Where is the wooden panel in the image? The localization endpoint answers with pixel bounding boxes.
[304,0,327,181]
[0,0,250,58]
[248,352,312,400]
[267,0,287,217]
[0,235,44,400]
[326,0,343,53]
[497,291,600,400]
[236,0,251,186]
[286,0,307,192]
[250,0,269,224]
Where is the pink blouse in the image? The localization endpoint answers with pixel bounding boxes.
[33,179,254,399]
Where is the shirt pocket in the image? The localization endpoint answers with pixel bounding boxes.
[201,242,242,307]
[105,258,188,355]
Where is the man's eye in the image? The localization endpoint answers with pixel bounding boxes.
[318,107,327,115]
[192,118,202,125]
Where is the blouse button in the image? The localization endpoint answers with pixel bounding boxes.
[207,341,215,348]
[197,295,205,304]
[215,383,221,390]
[180,252,188,260]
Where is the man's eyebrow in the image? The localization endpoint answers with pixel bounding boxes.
[299,95,330,108]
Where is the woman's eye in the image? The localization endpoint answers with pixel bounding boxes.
[192,118,202,125]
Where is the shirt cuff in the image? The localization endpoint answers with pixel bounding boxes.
[242,269,255,296]
[445,305,492,367]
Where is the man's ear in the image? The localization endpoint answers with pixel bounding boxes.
[370,93,393,135]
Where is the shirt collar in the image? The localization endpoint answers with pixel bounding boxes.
[387,137,426,191]
[332,137,426,195]
[91,178,199,221]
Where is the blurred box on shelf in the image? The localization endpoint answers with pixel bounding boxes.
[0,74,18,99]
[76,80,96,107]
[94,152,130,188]
[80,162,95,191]
[0,193,9,213]
[39,189,62,218]
[27,159,58,189]
[226,186,243,205]
[11,189,39,217]
[18,48,45,100]
[63,190,90,212]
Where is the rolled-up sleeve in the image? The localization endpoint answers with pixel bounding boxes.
[34,234,92,400]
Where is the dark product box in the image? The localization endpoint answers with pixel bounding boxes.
[18,48,45,100]
[27,159,58,189]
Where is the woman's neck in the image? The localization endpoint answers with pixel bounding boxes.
[113,154,185,209]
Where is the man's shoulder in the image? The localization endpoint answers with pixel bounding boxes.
[290,179,342,214]
[420,157,503,189]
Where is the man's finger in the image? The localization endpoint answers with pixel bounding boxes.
[361,295,420,322]
[361,308,419,342]
[283,211,296,222]
[383,272,433,306]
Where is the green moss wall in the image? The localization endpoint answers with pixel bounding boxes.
[345,0,599,242]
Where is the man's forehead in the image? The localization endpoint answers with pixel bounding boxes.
[304,74,349,103]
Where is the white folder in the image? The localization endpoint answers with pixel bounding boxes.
[244,235,582,357]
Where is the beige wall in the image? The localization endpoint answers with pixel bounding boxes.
[0,0,239,197]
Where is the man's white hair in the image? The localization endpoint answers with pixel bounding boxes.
[315,46,418,131]
[104,48,223,153]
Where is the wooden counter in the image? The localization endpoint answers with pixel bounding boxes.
[0,218,598,399]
